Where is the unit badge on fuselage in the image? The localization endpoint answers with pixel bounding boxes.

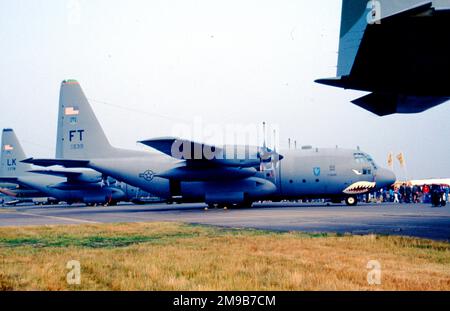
[313,167,321,177]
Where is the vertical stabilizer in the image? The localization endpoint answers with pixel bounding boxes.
[338,0,371,77]
[337,0,434,76]
[1,129,32,177]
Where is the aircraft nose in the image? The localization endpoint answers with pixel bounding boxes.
[376,168,396,189]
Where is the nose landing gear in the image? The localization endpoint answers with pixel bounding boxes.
[345,196,358,206]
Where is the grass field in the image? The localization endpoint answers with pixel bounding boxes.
[0,222,449,290]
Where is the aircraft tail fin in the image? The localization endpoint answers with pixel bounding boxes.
[337,0,372,76]
[338,1,433,77]
[1,129,32,177]
[56,80,115,159]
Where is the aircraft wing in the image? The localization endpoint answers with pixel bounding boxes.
[139,137,223,160]
[22,158,90,168]
[140,137,279,168]
[140,137,283,181]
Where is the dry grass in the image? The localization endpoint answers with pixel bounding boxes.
[0,222,449,290]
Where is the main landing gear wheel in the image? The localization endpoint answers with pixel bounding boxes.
[345,196,358,206]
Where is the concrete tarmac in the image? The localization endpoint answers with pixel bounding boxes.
[1,202,449,241]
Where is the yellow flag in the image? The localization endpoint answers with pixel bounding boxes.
[396,153,406,168]
[387,153,393,169]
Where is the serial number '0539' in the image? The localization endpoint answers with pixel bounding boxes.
[217,295,275,306]
[70,143,84,150]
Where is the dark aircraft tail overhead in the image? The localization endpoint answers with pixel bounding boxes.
[0,129,32,177]
[336,0,432,77]
[56,80,115,159]
[336,0,371,77]
[316,0,450,116]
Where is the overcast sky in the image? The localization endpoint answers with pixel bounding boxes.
[1,0,450,180]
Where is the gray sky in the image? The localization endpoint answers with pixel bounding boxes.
[1,0,449,180]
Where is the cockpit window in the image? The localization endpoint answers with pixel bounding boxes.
[353,153,366,164]
[353,153,378,170]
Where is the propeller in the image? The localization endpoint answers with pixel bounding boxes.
[100,173,110,188]
[258,123,283,173]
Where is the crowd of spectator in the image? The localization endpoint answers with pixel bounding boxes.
[363,183,449,207]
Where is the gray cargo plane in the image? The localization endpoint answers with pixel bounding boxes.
[25,80,396,206]
[0,180,54,206]
[316,0,450,116]
[0,128,148,205]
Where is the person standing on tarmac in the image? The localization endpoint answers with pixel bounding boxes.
[405,184,412,204]
[423,184,430,203]
[444,185,449,203]
[412,185,419,203]
[389,187,394,202]
[431,184,446,207]
[399,184,405,203]
[394,187,399,203]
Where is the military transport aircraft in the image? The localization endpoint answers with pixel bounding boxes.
[0,180,55,206]
[0,128,149,206]
[24,80,396,206]
[316,0,450,116]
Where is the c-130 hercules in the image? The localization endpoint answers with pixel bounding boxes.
[25,80,396,207]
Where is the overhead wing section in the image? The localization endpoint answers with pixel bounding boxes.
[21,158,90,168]
[140,137,283,169]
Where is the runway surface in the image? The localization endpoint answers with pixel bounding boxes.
[1,202,450,241]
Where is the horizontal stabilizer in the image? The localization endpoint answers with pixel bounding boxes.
[22,158,90,168]
[315,77,350,89]
[352,93,450,116]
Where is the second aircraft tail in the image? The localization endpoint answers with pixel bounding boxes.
[0,128,32,177]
